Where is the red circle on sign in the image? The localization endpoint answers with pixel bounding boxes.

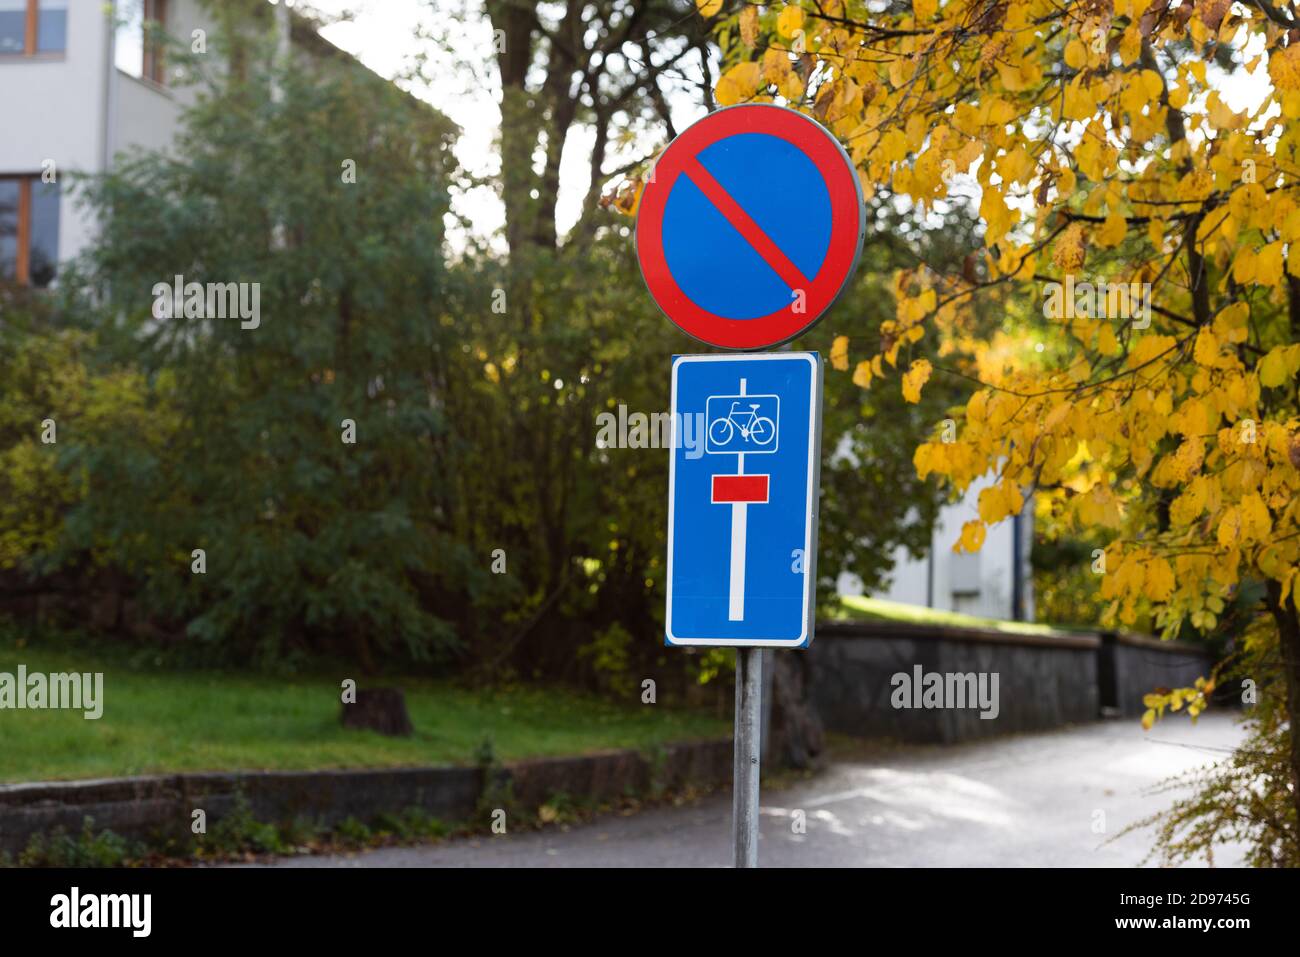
[635,104,864,350]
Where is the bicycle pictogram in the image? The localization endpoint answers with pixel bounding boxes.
[705,393,779,454]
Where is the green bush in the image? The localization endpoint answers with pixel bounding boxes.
[18,817,134,868]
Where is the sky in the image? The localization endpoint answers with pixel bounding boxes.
[303,0,708,251]
[306,0,509,246]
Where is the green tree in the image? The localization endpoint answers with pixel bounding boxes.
[56,27,471,669]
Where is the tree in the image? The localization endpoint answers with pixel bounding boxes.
[54,23,470,669]
[474,0,708,254]
[720,0,1300,857]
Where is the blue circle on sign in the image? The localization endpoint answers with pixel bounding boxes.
[661,133,833,321]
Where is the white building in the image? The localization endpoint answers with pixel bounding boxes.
[1,0,213,284]
[1,0,410,287]
[838,471,1035,622]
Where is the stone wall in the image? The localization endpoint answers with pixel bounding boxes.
[807,621,1214,743]
[0,739,732,857]
[809,621,1101,743]
[1101,632,1217,717]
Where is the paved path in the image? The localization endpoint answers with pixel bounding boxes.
[252,714,1246,868]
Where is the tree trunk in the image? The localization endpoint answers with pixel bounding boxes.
[487,0,541,257]
[341,687,414,737]
[1266,583,1300,844]
[768,652,825,770]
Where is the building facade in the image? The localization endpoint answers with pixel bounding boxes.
[0,1,219,286]
[2,0,428,288]
[838,472,1036,622]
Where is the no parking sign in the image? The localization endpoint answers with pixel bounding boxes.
[636,105,861,865]
[636,104,865,350]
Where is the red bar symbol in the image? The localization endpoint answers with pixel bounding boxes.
[712,474,770,504]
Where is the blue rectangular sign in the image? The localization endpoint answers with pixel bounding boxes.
[666,352,822,648]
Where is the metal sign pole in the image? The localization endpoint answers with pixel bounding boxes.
[733,645,762,867]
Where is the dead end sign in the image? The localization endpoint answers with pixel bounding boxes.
[635,104,865,350]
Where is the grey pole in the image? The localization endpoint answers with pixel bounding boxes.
[760,647,773,763]
[733,645,763,867]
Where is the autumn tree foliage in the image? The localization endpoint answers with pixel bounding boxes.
[686,0,1300,858]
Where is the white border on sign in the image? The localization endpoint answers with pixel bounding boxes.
[665,351,821,649]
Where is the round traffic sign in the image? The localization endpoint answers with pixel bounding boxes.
[636,104,864,350]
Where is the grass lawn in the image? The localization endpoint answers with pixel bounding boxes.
[0,636,728,784]
[828,594,1093,636]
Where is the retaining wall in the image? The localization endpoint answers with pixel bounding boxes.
[0,738,732,857]
[1100,632,1217,716]
[807,621,1213,744]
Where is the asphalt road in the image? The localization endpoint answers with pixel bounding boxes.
[252,714,1247,868]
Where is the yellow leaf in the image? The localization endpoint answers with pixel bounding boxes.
[831,335,849,371]
[1118,25,1145,65]
[901,358,932,403]
[1255,242,1284,286]
[1128,335,1176,369]
[776,4,804,38]
[913,441,941,478]
[696,0,724,16]
[1169,436,1205,480]
[977,485,1004,524]
[1259,345,1296,388]
[1216,506,1241,548]
[1053,222,1087,272]
[852,360,873,389]
[1043,401,1071,431]
[955,520,986,553]
[1170,481,1205,525]
[1281,567,1297,608]
[1063,75,1095,121]
[879,129,909,163]
[1212,302,1249,343]
[1145,558,1175,601]
[1232,246,1257,284]
[762,47,793,88]
[716,74,740,107]
[1096,211,1127,248]
[1269,42,1300,92]
[1193,327,1219,366]
[1240,492,1272,541]
[740,5,759,46]
[1141,708,1156,730]
[914,0,937,21]
[978,479,1024,524]
[979,187,1015,246]
[1064,39,1087,70]
[716,61,762,106]
[1097,323,1119,356]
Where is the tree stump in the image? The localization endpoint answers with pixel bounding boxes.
[768,653,825,770]
[341,687,414,737]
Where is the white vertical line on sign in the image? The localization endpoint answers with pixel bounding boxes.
[729,378,747,621]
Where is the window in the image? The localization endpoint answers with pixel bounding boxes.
[0,175,60,287]
[949,549,981,597]
[35,0,64,52]
[115,0,167,85]
[0,0,66,56]
[0,181,17,280]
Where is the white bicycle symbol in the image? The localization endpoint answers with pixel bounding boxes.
[708,401,776,447]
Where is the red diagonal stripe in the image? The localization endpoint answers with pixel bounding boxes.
[682,156,809,293]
